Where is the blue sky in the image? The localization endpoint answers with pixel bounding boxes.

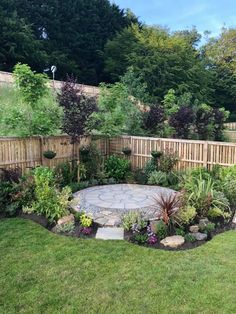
[112,0,236,37]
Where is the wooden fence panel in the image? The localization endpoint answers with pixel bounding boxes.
[2,135,236,174]
[224,122,236,130]
[108,136,236,170]
[0,135,97,173]
[0,137,42,170]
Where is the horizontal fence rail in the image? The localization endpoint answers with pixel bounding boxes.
[1,135,236,173]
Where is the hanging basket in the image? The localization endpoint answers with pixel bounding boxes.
[43,150,57,159]
[122,147,132,156]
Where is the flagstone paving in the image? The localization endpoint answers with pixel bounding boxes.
[71,184,176,227]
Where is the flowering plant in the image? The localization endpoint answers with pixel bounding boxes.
[81,227,92,235]
[80,214,92,227]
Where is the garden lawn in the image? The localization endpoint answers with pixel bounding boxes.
[0,219,236,314]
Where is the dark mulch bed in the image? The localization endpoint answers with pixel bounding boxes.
[125,223,235,251]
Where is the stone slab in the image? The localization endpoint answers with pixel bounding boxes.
[160,235,185,248]
[96,227,124,240]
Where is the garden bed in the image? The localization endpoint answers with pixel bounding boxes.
[19,211,235,251]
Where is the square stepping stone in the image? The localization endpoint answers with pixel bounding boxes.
[96,227,124,240]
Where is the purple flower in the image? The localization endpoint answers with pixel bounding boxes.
[147,234,158,245]
[81,227,92,235]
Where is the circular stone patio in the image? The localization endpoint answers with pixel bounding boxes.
[71,184,176,227]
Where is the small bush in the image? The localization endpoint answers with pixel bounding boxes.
[153,220,168,240]
[158,150,178,172]
[122,212,146,232]
[174,205,197,226]
[208,207,231,220]
[185,233,196,242]
[200,222,215,234]
[105,155,130,181]
[133,169,147,185]
[148,171,168,186]
[133,233,148,244]
[55,161,78,187]
[23,167,71,222]
[175,227,185,237]
[69,181,89,192]
[80,214,92,227]
[56,221,75,234]
[144,159,157,177]
[80,144,103,180]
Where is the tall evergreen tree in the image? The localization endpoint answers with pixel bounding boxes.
[11,0,136,84]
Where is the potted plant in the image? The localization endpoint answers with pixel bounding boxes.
[122,147,132,156]
[43,150,57,159]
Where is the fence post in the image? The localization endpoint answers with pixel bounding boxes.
[203,141,208,168]
[39,136,44,166]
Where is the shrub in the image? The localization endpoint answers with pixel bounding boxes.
[0,169,34,217]
[23,167,71,222]
[1,167,22,183]
[200,222,215,234]
[122,212,146,232]
[133,233,148,244]
[107,177,117,184]
[148,171,168,186]
[80,214,92,227]
[222,175,236,206]
[144,159,157,177]
[174,205,197,226]
[153,220,168,240]
[69,181,89,193]
[184,233,196,242]
[169,105,195,139]
[56,221,75,234]
[80,144,103,180]
[133,169,147,185]
[158,150,178,172]
[175,227,185,237]
[0,181,18,215]
[105,155,130,181]
[56,162,78,187]
[208,207,231,220]
[73,211,85,222]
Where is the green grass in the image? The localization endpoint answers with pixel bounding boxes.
[0,219,235,314]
